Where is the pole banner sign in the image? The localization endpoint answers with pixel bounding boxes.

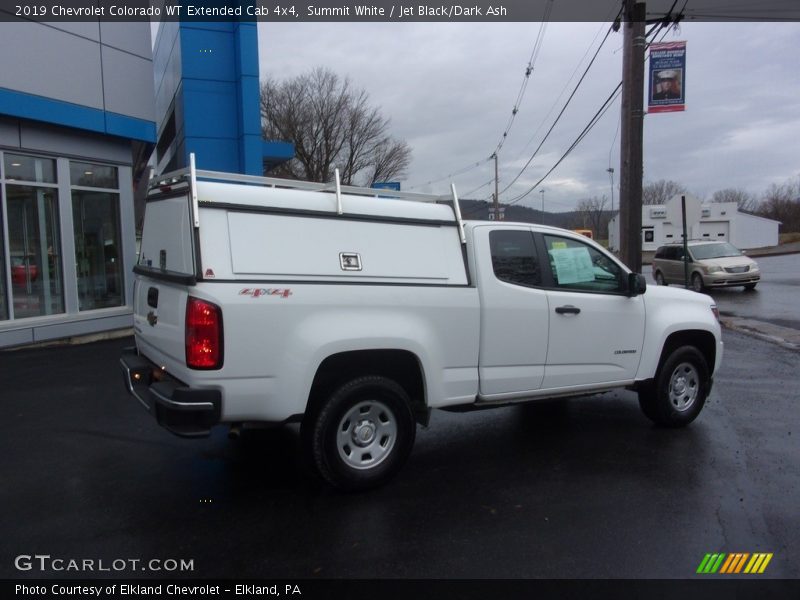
[648,41,687,113]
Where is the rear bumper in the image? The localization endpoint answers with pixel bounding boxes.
[120,348,221,438]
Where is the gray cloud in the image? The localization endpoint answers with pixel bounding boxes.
[259,21,800,212]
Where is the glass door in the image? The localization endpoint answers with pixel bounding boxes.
[0,188,6,321]
[6,185,64,318]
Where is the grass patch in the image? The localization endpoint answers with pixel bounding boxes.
[779,232,800,244]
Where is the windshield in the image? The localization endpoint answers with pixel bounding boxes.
[690,242,742,260]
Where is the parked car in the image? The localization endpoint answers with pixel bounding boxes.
[652,241,760,292]
[10,256,38,286]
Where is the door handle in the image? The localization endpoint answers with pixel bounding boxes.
[555,305,581,315]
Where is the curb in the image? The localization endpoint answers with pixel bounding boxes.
[1,328,134,352]
[719,317,800,352]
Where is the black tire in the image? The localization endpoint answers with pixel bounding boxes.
[303,375,416,491]
[744,283,757,291]
[691,273,705,293]
[654,271,666,286]
[638,345,710,427]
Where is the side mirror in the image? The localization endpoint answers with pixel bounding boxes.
[627,273,647,297]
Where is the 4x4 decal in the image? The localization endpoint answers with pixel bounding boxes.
[239,288,292,298]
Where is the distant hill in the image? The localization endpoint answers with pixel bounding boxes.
[459,199,584,230]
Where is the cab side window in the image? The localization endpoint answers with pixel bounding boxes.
[489,230,541,288]
[543,235,625,293]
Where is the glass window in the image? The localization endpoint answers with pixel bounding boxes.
[690,242,742,260]
[70,162,119,189]
[0,188,7,321]
[544,234,625,294]
[4,154,56,184]
[489,230,541,288]
[72,190,123,310]
[6,185,64,318]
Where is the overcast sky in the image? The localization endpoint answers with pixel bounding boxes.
[258,18,800,213]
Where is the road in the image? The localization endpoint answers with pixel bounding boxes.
[1,330,797,581]
[647,254,799,329]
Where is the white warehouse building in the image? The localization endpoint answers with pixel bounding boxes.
[608,194,781,252]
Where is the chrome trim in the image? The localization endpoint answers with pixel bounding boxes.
[149,385,214,411]
[119,358,152,413]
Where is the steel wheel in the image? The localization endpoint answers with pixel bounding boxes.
[638,345,709,427]
[336,399,398,470]
[303,375,416,491]
[668,362,700,412]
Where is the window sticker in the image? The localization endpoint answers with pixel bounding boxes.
[550,247,595,285]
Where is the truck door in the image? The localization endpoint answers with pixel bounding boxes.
[475,227,549,396]
[537,233,645,389]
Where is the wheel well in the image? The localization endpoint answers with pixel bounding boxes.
[307,350,427,423]
[657,330,716,377]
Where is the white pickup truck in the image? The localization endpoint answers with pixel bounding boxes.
[121,159,723,490]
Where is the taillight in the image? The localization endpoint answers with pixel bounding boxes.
[185,297,223,369]
[710,304,720,322]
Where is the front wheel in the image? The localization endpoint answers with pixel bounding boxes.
[303,375,416,491]
[744,283,757,291]
[638,346,710,427]
[691,273,705,293]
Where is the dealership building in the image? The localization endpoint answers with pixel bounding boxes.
[0,19,292,348]
[0,20,156,347]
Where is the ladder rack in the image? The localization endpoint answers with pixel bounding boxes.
[149,154,467,243]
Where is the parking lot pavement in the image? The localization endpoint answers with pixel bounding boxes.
[1,330,798,580]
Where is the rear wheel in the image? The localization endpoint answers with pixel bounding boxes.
[655,271,666,286]
[303,375,416,491]
[639,345,709,427]
[691,273,705,293]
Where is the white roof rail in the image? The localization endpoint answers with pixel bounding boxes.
[149,155,466,243]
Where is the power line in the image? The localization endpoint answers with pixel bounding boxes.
[491,0,554,157]
[504,82,623,208]
[406,1,555,195]
[462,178,495,198]
[497,21,618,198]
[405,157,492,191]
[501,19,672,209]
[514,11,622,163]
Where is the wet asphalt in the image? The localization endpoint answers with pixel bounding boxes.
[647,254,799,330]
[1,330,798,580]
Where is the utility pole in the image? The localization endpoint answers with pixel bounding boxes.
[540,189,545,224]
[606,167,615,214]
[492,152,501,220]
[618,0,646,273]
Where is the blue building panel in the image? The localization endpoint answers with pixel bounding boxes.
[180,28,237,82]
[185,137,242,173]
[233,23,260,78]
[181,80,241,138]
[153,21,292,176]
[0,87,155,143]
[263,140,295,160]
[105,112,158,144]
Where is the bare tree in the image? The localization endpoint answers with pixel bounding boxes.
[757,177,800,232]
[711,188,759,213]
[261,67,411,186]
[642,179,687,205]
[574,196,608,238]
